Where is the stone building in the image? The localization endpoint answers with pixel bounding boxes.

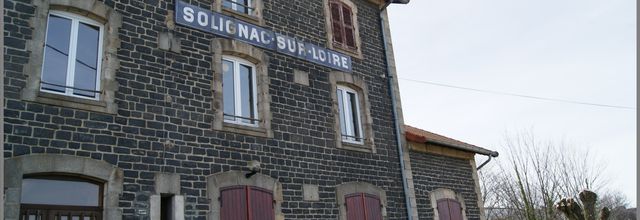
[405,125,498,220]
[3,0,416,219]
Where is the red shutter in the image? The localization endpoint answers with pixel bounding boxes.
[220,186,248,220]
[330,1,344,45]
[249,187,275,220]
[341,5,356,48]
[437,198,463,220]
[437,199,451,220]
[447,199,463,220]
[364,194,383,220]
[346,193,383,220]
[345,193,366,220]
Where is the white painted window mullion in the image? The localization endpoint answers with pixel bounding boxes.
[65,19,79,96]
[234,61,242,123]
[344,91,354,138]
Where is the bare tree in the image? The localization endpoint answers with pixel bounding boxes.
[480,131,624,220]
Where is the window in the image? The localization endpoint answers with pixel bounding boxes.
[329,72,375,152]
[40,11,103,100]
[337,86,363,144]
[219,186,275,220]
[20,176,103,220]
[223,56,258,126]
[20,0,120,114]
[345,193,383,220]
[324,0,361,57]
[437,198,463,220]
[215,0,264,25]
[212,39,272,138]
[329,0,356,51]
[223,0,253,15]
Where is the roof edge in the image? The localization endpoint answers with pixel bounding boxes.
[405,125,499,157]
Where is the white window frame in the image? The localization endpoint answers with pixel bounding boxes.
[222,56,259,127]
[337,86,363,144]
[223,0,253,15]
[40,11,104,100]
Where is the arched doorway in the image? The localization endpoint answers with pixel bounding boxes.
[20,175,103,220]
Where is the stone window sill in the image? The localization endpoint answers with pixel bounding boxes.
[220,122,272,138]
[341,141,375,153]
[32,91,114,114]
[222,8,263,26]
[332,43,363,60]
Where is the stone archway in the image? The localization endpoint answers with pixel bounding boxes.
[4,154,123,220]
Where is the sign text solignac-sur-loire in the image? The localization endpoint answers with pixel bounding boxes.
[175,0,353,72]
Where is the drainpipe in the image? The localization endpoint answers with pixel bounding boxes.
[476,151,499,170]
[379,1,412,219]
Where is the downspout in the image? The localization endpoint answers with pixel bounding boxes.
[476,151,499,170]
[379,2,413,219]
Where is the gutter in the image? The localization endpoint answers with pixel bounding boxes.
[379,1,413,219]
[424,140,499,157]
[423,140,499,170]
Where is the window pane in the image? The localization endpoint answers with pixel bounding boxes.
[344,27,356,48]
[342,5,353,26]
[222,0,234,11]
[21,178,100,206]
[330,2,342,23]
[332,22,344,44]
[239,64,255,124]
[348,92,360,138]
[41,14,72,93]
[223,60,235,121]
[337,90,347,135]
[73,22,100,98]
[237,0,249,14]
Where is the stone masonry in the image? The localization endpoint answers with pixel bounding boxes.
[410,152,483,220]
[3,0,409,219]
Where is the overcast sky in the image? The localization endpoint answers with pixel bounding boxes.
[387,0,636,205]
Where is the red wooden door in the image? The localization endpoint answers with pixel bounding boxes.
[437,198,463,220]
[249,187,275,220]
[364,194,383,220]
[220,185,274,220]
[345,193,383,220]
[220,186,248,220]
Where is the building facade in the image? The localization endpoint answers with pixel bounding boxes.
[405,125,498,220]
[3,0,413,219]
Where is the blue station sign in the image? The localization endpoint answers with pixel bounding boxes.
[175,0,352,72]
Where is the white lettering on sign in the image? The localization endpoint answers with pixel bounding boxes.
[176,1,352,72]
[341,57,349,68]
[250,28,260,42]
[297,42,306,57]
[261,31,271,44]
[225,20,235,34]
[183,7,194,22]
[238,23,249,39]
[332,54,340,66]
[197,11,208,26]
